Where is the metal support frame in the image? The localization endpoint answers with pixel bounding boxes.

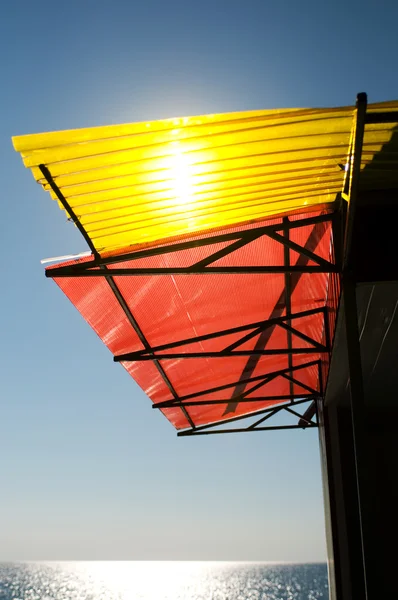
[115,307,326,362]
[343,93,367,268]
[114,307,328,362]
[46,265,334,276]
[364,110,398,124]
[116,348,321,360]
[341,93,370,599]
[152,359,321,410]
[38,95,398,438]
[283,216,294,398]
[45,212,336,278]
[37,119,336,434]
[39,165,100,260]
[155,394,318,409]
[177,397,319,436]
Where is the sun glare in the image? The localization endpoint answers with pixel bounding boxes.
[69,561,219,599]
[169,146,195,208]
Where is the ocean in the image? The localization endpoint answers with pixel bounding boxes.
[0,561,328,599]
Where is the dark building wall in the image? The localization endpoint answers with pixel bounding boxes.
[321,181,398,599]
[320,401,398,599]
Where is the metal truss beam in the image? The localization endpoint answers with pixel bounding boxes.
[115,347,323,362]
[364,111,398,124]
[182,359,320,402]
[224,218,331,415]
[283,216,294,398]
[267,227,334,270]
[104,271,196,429]
[280,372,319,396]
[343,93,367,269]
[247,406,285,429]
[298,401,318,428]
[179,424,317,435]
[177,398,318,436]
[343,93,371,599]
[39,165,100,260]
[45,212,335,277]
[153,393,317,409]
[115,307,325,360]
[152,360,321,408]
[46,264,336,277]
[180,397,314,432]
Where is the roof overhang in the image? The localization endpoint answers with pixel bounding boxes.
[13,94,398,434]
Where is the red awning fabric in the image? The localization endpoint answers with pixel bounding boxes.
[47,209,334,431]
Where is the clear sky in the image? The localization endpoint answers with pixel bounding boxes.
[1,0,398,562]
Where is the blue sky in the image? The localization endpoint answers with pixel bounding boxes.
[1,0,398,561]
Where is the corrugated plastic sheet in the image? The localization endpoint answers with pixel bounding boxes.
[12,102,398,255]
[47,210,333,430]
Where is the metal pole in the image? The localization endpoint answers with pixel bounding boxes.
[283,216,294,398]
[342,93,370,599]
[342,273,369,600]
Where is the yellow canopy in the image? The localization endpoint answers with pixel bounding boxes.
[13,101,398,255]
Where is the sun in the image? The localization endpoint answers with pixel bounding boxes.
[169,144,195,208]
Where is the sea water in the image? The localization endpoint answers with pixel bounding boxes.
[0,561,328,599]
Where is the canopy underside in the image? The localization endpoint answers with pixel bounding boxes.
[47,209,334,430]
[13,98,398,431]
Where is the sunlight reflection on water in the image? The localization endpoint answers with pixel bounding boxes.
[0,561,328,600]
